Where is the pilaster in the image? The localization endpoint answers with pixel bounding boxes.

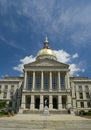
[72,82,75,98]
[72,99,76,108]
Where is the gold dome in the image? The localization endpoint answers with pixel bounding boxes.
[36,37,57,60]
[37,48,56,57]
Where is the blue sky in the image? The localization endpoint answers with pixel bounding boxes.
[0,0,91,78]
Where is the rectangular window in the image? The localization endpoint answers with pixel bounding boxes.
[44,73,49,90]
[87,102,91,107]
[80,102,84,108]
[27,74,33,89]
[52,73,57,90]
[11,85,14,89]
[86,92,90,99]
[79,92,83,99]
[61,76,65,90]
[3,92,7,98]
[35,73,41,89]
[79,86,82,91]
[5,85,8,89]
[85,85,89,92]
[0,85,1,89]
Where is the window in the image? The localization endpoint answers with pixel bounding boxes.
[86,92,90,99]
[5,85,8,89]
[44,73,49,90]
[85,85,89,92]
[3,92,7,98]
[61,76,65,90]
[79,86,82,91]
[80,102,84,108]
[79,92,83,99]
[27,74,33,89]
[35,73,41,89]
[87,102,91,107]
[52,73,57,89]
[11,85,14,89]
[0,85,1,89]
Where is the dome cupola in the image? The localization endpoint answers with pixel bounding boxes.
[36,37,57,60]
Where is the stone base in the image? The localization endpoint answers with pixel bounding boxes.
[18,108,23,114]
[43,106,49,116]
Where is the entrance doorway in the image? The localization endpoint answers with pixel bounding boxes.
[53,96,58,109]
[35,97,40,109]
[44,96,49,107]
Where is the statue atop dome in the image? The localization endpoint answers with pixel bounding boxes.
[43,36,50,49]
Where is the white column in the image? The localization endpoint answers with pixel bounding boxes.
[83,85,86,100]
[32,71,35,91]
[41,71,44,91]
[24,71,27,89]
[76,92,79,100]
[58,95,62,110]
[72,82,75,98]
[72,99,76,108]
[31,95,34,110]
[84,101,87,108]
[58,72,61,91]
[66,72,70,90]
[77,102,80,108]
[67,95,72,108]
[49,72,52,91]
[49,95,53,110]
[21,94,26,109]
[40,95,43,110]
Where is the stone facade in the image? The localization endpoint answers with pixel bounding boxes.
[0,38,91,114]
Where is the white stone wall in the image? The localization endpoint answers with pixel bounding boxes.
[71,80,91,112]
[0,79,23,112]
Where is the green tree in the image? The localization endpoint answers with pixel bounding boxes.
[0,100,7,109]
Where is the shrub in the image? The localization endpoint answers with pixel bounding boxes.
[0,100,7,109]
[79,110,85,116]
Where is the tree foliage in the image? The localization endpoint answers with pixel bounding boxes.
[0,100,7,109]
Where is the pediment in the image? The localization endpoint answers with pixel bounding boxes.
[24,59,69,68]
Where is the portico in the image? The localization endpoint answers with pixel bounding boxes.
[21,37,71,113]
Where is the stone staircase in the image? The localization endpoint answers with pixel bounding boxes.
[23,109,68,114]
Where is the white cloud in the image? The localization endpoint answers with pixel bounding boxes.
[13,55,36,72]
[54,50,84,75]
[1,1,91,47]
[69,64,83,75]
[72,53,79,59]
[54,50,70,63]
[13,50,85,76]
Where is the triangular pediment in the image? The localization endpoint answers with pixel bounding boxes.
[24,59,69,68]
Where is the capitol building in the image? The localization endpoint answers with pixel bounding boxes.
[0,37,91,114]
